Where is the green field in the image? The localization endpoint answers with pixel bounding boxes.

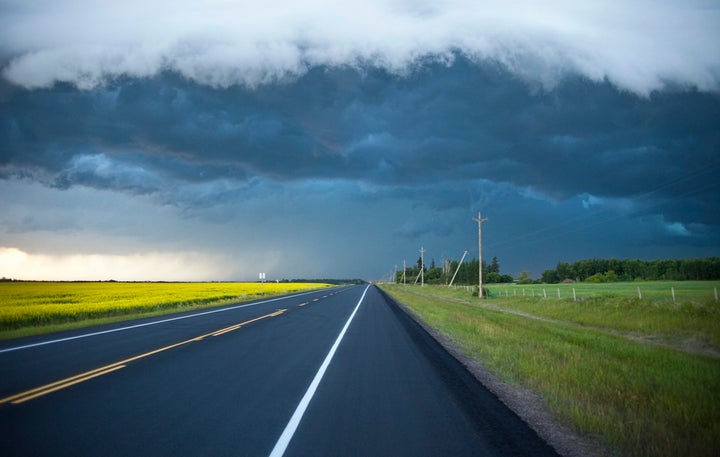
[0,281,330,339]
[483,281,720,350]
[486,280,720,303]
[380,282,720,457]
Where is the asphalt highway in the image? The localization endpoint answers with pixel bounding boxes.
[0,285,558,456]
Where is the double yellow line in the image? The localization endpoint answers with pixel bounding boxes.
[0,308,287,405]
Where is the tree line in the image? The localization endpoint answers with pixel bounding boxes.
[541,257,720,283]
[394,256,720,286]
[395,256,513,285]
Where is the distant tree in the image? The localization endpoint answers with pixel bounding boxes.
[517,271,533,284]
[498,274,514,283]
[489,256,500,274]
[426,266,444,284]
[555,262,574,281]
[541,269,559,284]
[604,270,618,282]
[587,272,605,283]
[463,259,480,286]
[622,259,643,281]
[486,272,501,283]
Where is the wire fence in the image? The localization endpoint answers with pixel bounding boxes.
[485,282,720,304]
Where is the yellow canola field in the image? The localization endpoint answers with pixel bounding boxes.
[0,281,330,331]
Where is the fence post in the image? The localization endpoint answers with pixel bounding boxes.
[543,288,547,299]
[573,288,576,302]
[557,288,561,299]
[714,287,718,303]
[671,287,676,303]
[637,286,642,300]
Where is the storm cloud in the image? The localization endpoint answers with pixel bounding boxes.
[1,1,718,280]
[2,0,719,94]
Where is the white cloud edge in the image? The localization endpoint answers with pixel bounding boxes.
[1,0,718,94]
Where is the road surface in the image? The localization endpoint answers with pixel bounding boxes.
[0,285,557,456]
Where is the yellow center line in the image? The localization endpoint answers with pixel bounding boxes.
[10,366,127,405]
[211,325,243,337]
[0,308,287,405]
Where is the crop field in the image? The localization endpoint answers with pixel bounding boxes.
[380,282,720,457]
[0,281,330,338]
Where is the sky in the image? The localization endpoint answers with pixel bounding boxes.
[0,0,719,281]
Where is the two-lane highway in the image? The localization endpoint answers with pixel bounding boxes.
[1,285,558,456]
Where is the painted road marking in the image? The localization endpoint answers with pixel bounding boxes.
[211,309,285,337]
[5,365,127,405]
[298,302,308,307]
[0,309,286,405]
[0,288,329,354]
[269,285,370,457]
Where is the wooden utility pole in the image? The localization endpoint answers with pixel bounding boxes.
[419,247,425,287]
[448,250,468,288]
[473,212,488,298]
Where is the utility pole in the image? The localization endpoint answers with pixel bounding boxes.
[402,259,407,285]
[420,247,425,287]
[473,212,488,298]
[448,250,468,288]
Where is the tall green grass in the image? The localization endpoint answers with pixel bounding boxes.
[381,284,720,457]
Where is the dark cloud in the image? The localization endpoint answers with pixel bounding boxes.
[1,55,719,282]
[2,56,718,220]
[393,220,454,240]
[1,2,719,281]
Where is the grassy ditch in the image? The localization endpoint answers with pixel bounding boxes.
[380,284,720,457]
[0,281,330,339]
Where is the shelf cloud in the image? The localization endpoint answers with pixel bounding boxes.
[2,1,718,94]
[1,0,718,280]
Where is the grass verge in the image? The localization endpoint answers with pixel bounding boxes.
[380,284,720,457]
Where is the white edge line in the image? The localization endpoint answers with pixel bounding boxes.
[0,288,341,354]
[268,284,370,457]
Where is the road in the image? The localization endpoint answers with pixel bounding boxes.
[0,285,558,456]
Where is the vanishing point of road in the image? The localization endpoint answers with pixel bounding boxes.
[0,285,558,456]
